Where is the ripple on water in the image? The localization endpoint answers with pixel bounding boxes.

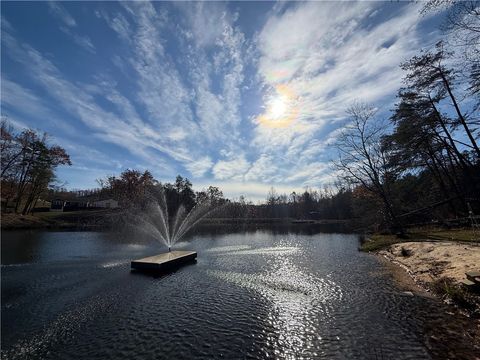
[1,293,118,360]
[207,253,344,358]
[99,261,129,269]
[2,231,478,359]
[212,246,299,256]
[205,244,252,253]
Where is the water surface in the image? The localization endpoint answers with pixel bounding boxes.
[1,229,476,359]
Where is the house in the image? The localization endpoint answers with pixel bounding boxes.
[92,199,119,209]
[51,199,91,212]
[63,201,90,212]
[50,199,66,212]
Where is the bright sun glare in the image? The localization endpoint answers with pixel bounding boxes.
[257,84,298,128]
[269,96,288,119]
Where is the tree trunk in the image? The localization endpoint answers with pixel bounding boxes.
[440,72,480,157]
[429,99,473,170]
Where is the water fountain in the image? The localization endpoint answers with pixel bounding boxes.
[129,187,217,272]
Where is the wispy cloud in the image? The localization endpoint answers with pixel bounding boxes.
[185,156,213,178]
[48,2,96,53]
[1,78,53,119]
[0,77,78,136]
[213,155,250,181]
[1,1,443,199]
[2,25,166,170]
[48,1,76,27]
[95,9,131,41]
[60,26,96,53]
[113,1,249,175]
[248,1,438,189]
[3,2,249,181]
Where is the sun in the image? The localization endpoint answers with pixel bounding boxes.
[269,96,288,119]
[257,84,298,128]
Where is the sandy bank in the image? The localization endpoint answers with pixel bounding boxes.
[379,241,480,290]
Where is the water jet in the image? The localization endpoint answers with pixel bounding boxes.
[129,188,216,273]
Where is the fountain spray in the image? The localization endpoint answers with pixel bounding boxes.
[130,188,218,251]
[130,189,220,272]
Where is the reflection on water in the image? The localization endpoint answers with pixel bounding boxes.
[207,245,298,256]
[1,229,478,359]
[209,246,343,358]
[205,245,252,253]
[99,261,129,269]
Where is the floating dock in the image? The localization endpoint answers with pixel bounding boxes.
[131,250,197,272]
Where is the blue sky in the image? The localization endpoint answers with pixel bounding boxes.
[1,1,444,201]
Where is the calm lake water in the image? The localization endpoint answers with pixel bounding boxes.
[1,228,477,359]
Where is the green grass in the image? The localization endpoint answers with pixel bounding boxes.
[360,228,479,252]
[1,213,52,229]
[34,211,72,218]
[409,228,479,242]
[360,234,403,252]
[1,209,118,229]
[35,209,114,219]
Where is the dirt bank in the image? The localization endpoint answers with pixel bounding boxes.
[378,240,480,317]
[379,241,480,287]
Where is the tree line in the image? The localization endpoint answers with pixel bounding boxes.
[36,166,352,222]
[0,132,349,222]
[95,171,354,222]
[95,170,225,216]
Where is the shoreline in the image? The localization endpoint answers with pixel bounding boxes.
[0,211,114,230]
[377,242,480,292]
[374,241,480,353]
[1,212,351,231]
[374,240,480,313]
[375,253,434,298]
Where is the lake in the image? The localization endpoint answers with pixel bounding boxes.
[1,229,476,359]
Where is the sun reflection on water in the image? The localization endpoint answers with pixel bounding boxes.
[208,245,343,358]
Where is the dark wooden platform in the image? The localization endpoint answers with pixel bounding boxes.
[461,270,480,290]
[131,251,197,272]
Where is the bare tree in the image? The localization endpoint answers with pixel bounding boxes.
[333,102,401,232]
